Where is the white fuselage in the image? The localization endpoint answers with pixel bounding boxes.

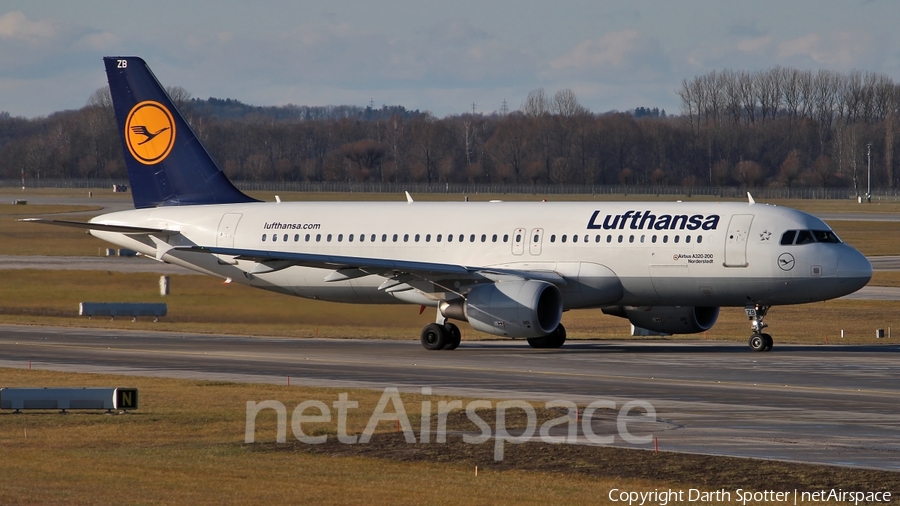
[90,200,872,310]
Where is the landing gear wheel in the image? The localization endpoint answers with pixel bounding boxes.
[745,304,773,352]
[748,333,767,352]
[420,323,448,350]
[527,324,567,349]
[443,322,461,350]
[549,323,567,348]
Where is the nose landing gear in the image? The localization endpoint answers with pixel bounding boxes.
[746,304,773,352]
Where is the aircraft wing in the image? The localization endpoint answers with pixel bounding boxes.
[18,218,179,236]
[174,245,566,285]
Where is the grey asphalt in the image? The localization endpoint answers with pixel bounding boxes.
[1,324,898,470]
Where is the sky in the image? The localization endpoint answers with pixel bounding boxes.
[1,0,898,118]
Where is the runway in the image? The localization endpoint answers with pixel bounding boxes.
[1,324,898,470]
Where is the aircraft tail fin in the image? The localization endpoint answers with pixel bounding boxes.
[103,56,258,209]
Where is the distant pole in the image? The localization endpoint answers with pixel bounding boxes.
[867,143,872,203]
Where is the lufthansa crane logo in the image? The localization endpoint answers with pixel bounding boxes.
[124,101,176,165]
[777,252,795,271]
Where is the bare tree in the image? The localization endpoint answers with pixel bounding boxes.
[522,88,550,117]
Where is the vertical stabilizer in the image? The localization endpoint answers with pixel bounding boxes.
[104,56,257,209]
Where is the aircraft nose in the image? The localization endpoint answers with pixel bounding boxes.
[837,248,873,293]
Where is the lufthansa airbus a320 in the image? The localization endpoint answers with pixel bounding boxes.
[23,57,873,352]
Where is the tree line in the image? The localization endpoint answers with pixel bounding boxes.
[1,65,898,193]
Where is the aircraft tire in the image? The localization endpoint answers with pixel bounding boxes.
[421,323,448,350]
[443,323,462,350]
[748,333,767,352]
[549,323,567,348]
[527,324,567,349]
[762,333,773,352]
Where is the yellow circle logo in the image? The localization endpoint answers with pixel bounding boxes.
[124,101,176,165]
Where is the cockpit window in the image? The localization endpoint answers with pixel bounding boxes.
[780,229,842,245]
[779,230,796,245]
[795,230,815,245]
[813,230,842,243]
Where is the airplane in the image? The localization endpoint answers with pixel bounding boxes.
[23,56,873,352]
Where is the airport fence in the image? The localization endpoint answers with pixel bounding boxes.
[4,178,900,201]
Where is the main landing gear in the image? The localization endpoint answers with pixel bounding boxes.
[420,321,461,351]
[527,324,567,349]
[746,304,773,352]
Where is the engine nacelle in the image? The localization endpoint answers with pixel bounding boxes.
[603,306,720,334]
[441,280,563,338]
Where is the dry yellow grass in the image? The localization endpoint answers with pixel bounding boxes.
[1,269,896,345]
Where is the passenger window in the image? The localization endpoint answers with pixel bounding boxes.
[685,235,691,243]
[606,235,612,243]
[503,234,509,242]
[403,234,409,242]
[795,230,815,245]
[459,234,464,242]
[697,236,703,244]
[629,235,634,243]
[572,235,577,243]
[371,234,376,242]
[662,235,668,243]
[550,234,556,243]
[652,235,657,243]
[780,230,797,245]
[562,235,567,243]
[448,234,453,242]
[640,235,645,243]
[348,234,354,242]
[392,234,398,242]
[617,235,623,243]
[492,234,497,242]
[261,234,267,242]
[437,234,443,242]
[283,234,288,242]
[595,235,601,243]
[415,234,420,242]
[305,234,310,242]
[674,235,680,244]
[337,234,343,242]
[481,234,486,242]
[426,234,431,242]
[359,234,364,242]
[294,234,299,242]
[470,234,475,242]
[316,234,321,242]
[272,234,277,242]
[584,235,589,243]
[381,234,387,242]
[516,233,522,242]
[327,234,333,242]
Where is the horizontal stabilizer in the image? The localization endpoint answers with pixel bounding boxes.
[18,218,179,236]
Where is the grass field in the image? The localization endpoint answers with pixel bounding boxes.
[0,269,896,345]
[1,368,896,505]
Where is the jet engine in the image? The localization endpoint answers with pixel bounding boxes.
[602,306,719,334]
[440,280,563,338]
